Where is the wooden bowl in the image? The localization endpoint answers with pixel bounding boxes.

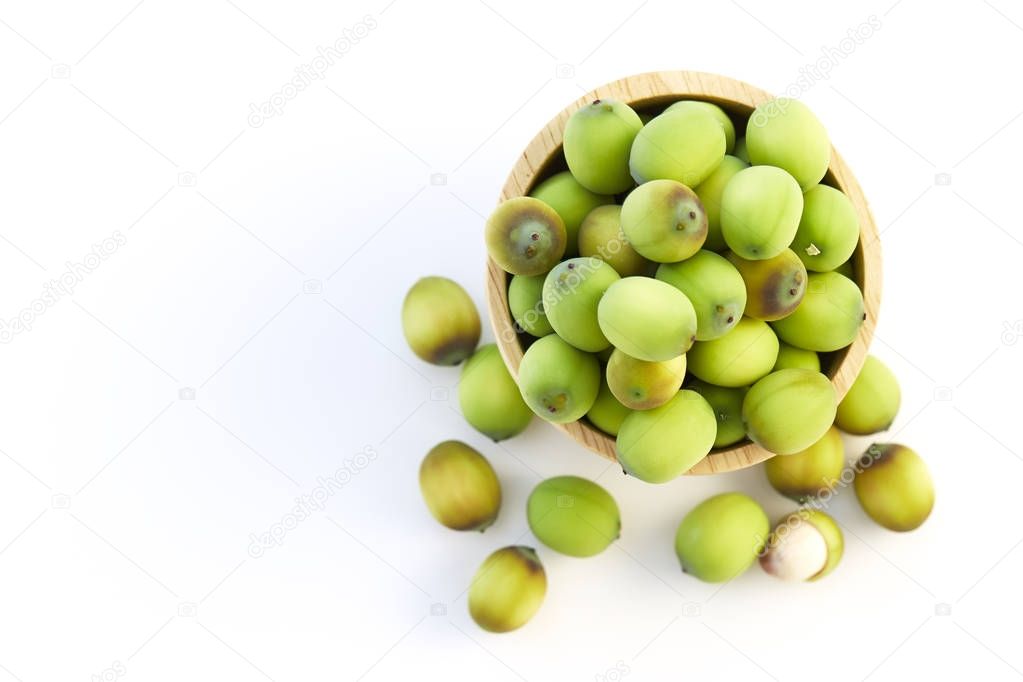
[485,71,881,475]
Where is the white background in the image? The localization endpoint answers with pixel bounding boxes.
[1,0,1021,680]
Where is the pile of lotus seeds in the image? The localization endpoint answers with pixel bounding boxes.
[401,94,935,633]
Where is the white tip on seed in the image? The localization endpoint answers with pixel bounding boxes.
[760,518,828,581]
[805,243,821,256]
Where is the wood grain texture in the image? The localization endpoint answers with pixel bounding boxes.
[484,70,881,475]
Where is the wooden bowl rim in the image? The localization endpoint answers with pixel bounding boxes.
[485,70,881,475]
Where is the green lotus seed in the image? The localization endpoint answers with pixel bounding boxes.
[486,197,567,276]
[598,277,698,361]
[854,444,933,531]
[743,368,837,455]
[694,154,749,251]
[459,344,533,441]
[764,426,844,502]
[686,316,779,388]
[606,348,685,410]
[675,492,769,583]
[542,257,620,352]
[620,179,708,263]
[564,99,643,194]
[760,508,843,581]
[664,100,736,152]
[836,355,901,435]
[577,204,651,277]
[402,276,481,365]
[747,98,831,190]
[468,546,547,632]
[508,274,554,337]
[656,250,747,341]
[629,108,726,186]
[586,376,632,436]
[616,390,717,483]
[772,342,820,372]
[517,334,600,423]
[420,441,501,531]
[727,249,807,321]
[792,184,859,272]
[530,171,613,257]
[527,476,621,557]
[689,380,748,448]
[771,271,864,352]
[721,165,803,260]
[733,136,749,163]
